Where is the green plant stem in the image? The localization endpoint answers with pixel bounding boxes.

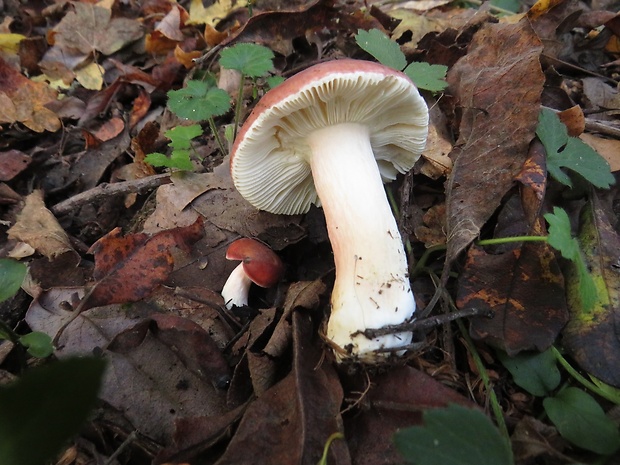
[456,318,510,438]
[477,236,549,246]
[551,346,620,405]
[317,432,344,465]
[412,244,446,277]
[208,117,227,156]
[233,72,246,140]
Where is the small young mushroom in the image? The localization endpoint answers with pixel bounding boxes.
[230,59,429,362]
[221,238,284,309]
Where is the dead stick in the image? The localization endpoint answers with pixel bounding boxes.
[51,174,171,216]
[359,307,494,339]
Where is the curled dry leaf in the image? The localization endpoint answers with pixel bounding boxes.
[214,311,348,465]
[7,190,77,260]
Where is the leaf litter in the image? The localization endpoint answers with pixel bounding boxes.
[1,0,620,464]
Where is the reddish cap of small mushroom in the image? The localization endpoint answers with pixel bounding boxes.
[225,238,284,288]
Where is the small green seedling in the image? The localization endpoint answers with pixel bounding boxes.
[355,29,448,92]
[145,124,203,171]
[219,43,275,138]
[146,43,278,170]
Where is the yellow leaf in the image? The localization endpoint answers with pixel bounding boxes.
[0,33,26,53]
[187,0,237,27]
[75,62,105,90]
[527,0,564,20]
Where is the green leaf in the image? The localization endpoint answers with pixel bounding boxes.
[545,207,598,311]
[394,404,514,465]
[543,387,620,455]
[0,357,106,465]
[167,79,231,121]
[490,0,521,12]
[165,124,202,151]
[537,108,615,189]
[266,75,285,89]
[144,151,193,171]
[355,29,407,71]
[404,62,449,92]
[0,258,26,303]
[18,332,53,358]
[219,43,275,78]
[545,207,580,261]
[497,349,561,397]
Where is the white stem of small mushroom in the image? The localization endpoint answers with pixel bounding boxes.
[221,263,253,309]
[306,122,415,361]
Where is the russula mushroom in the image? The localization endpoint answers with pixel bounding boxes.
[221,238,284,309]
[230,59,429,362]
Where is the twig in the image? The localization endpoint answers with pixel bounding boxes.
[584,118,620,139]
[359,306,494,339]
[51,174,171,217]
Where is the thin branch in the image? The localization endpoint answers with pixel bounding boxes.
[51,174,171,217]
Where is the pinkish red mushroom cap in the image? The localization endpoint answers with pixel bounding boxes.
[225,238,284,288]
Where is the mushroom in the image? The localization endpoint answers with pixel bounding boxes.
[230,59,429,362]
[221,238,284,309]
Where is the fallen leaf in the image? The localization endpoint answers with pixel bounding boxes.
[0,150,31,181]
[191,159,307,250]
[0,56,60,132]
[214,311,349,465]
[25,287,228,444]
[444,17,545,266]
[460,240,568,354]
[109,313,231,390]
[187,0,238,27]
[580,133,620,172]
[74,61,105,91]
[53,2,143,56]
[346,366,477,465]
[562,192,620,387]
[84,218,205,310]
[7,190,76,260]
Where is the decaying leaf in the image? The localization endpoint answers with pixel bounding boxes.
[345,366,477,465]
[562,192,620,387]
[214,311,348,465]
[460,240,568,354]
[8,190,76,260]
[444,17,545,266]
[52,2,143,56]
[84,218,204,310]
[25,287,229,444]
[0,56,60,132]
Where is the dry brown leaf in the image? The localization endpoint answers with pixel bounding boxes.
[53,2,143,56]
[444,17,545,265]
[25,287,228,444]
[0,56,60,132]
[8,190,76,260]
